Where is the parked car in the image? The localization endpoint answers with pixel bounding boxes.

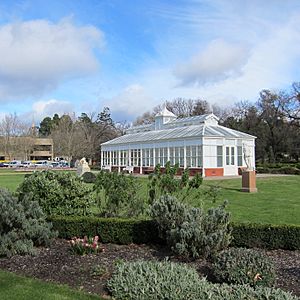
[50,161,60,168]
[21,161,34,168]
[34,161,49,168]
[0,162,7,167]
[8,160,22,168]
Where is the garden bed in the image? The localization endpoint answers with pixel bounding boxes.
[0,239,299,298]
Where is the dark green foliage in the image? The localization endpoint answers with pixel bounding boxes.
[150,195,232,258]
[17,170,93,216]
[48,216,300,250]
[189,172,203,189]
[94,171,145,217]
[213,248,276,287]
[49,216,159,244]
[148,163,203,204]
[0,188,55,257]
[180,168,190,187]
[256,164,300,175]
[231,222,300,250]
[107,260,298,300]
[81,171,96,183]
[277,167,300,175]
[148,162,180,204]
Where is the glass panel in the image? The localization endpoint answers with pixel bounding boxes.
[217,146,223,167]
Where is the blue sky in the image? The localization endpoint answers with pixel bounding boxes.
[0,0,300,123]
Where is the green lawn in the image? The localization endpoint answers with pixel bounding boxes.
[0,169,299,225]
[0,269,102,300]
[0,169,27,191]
[204,176,300,225]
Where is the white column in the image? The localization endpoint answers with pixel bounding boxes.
[153,146,156,167]
[101,149,103,167]
[109,150,112,167]
[118,150,121,173]
[128,149,131,166]
[184,144,187,169]
[140,147,143,174]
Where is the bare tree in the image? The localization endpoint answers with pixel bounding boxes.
[0,113,34,160]
[50,113,80,164]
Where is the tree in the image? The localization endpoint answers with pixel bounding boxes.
[50,114,80,163]
[0,113,34,160]
[39,117,53,137]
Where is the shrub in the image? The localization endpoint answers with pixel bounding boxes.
[49,216,300,250]
[213,248,276,287]
[49,216,160,244]
[81,171,96,183]
[17,170,93,216]
[107,260,202,300]
[189,172,203,189]
[150,195,231,259]
[0,188,55,257]
[278,166,300,175]
[256,167,271,174]
[231,222,300,250]
[107,260,298,300]
[94,171,145,218]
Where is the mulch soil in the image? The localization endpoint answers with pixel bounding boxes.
[0,239,299,298]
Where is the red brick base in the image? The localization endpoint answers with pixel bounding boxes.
[204,168,224,177]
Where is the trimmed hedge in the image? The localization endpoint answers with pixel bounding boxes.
[48,216,300,250]
[256,166,300,175]
[49,216,160,244]
[231,222,300,250]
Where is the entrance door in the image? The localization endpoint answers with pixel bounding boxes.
[224,146,238,176]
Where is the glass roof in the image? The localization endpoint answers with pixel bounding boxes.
[102,124,255,146]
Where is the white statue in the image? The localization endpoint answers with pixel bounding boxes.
[243,144,253,171]
[76,157,90,176]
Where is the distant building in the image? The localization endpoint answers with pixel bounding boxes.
[0,137,53,161]
[29,138,53,160]
[101,107,256,177]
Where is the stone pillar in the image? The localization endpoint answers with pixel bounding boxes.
[241,170,257,193]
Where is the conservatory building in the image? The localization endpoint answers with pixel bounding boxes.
[101,108,256,177]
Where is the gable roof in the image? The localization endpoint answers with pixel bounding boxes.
[102,124,256,146]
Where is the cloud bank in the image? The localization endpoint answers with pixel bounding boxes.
[0,18,104,102]
[173,39,250,86]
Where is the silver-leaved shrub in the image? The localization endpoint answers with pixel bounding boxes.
[213,247,276,287]
[150,195,231,259]
[107,260,298,300]
[0,188,56,257]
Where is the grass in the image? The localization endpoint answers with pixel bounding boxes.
[0,269,103,300]
[0,169,27,191]
[136,175,300,225]
[204,176,300,225]
[0,169,299,225]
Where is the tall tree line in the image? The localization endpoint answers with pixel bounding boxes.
[39,107,122,163]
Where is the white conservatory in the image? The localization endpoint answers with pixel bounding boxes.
[101,108,256,177]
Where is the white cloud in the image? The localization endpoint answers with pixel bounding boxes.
[173,39,250,86]
[106,84,155,119]
[0,18,104,102]
[120,12,300,113]
[18,99,75,122]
